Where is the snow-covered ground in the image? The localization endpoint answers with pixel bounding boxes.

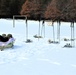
[0,19,76,75]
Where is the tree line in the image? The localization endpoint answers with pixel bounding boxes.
[0,0,51,19]
[0,0,25,18]
[20,0,76,21]
[0,0,76,22]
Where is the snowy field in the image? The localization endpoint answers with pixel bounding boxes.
[0,19,76,75]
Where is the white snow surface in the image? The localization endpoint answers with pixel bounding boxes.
[0,19,76,75]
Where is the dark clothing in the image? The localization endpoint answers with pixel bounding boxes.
[0,35,9,42]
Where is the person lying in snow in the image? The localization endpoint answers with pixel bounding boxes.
[0,34,15,46]
[0,34,8,42]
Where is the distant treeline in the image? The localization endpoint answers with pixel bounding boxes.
[0,0,76,21]
[0,0,26,18]
[0,0,51,19]
[20,0,76,21]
